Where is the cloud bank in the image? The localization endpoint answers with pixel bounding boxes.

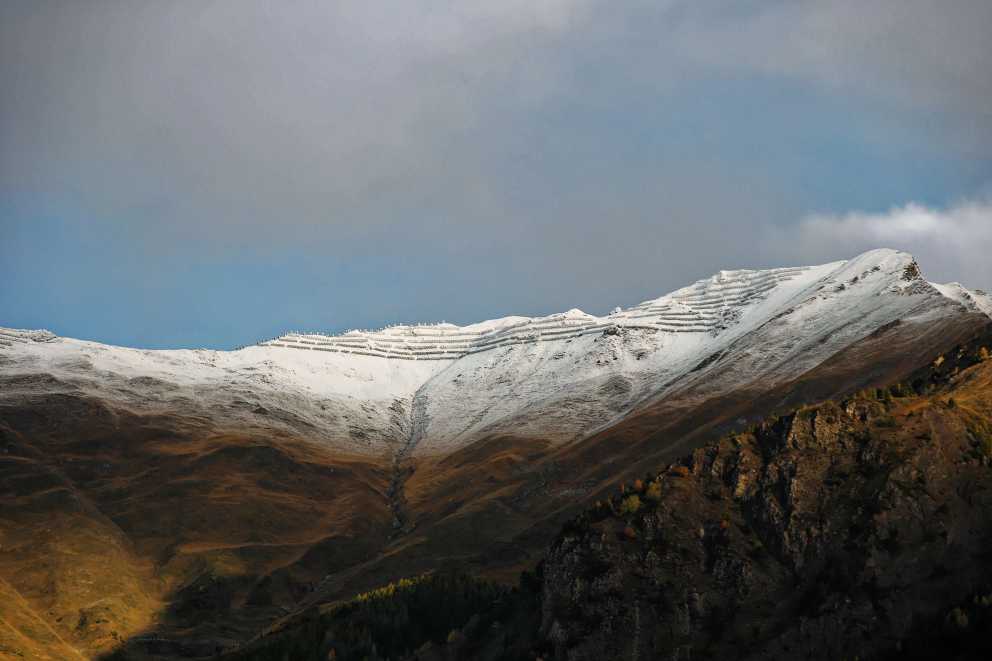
[773,200,992,288]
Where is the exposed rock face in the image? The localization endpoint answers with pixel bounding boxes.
[539,357,992,660]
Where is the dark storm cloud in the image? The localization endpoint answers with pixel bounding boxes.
[1,1,991,346]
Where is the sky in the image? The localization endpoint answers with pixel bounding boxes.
[2,0,991,349]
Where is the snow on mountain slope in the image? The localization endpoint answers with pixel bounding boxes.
[410,261,835,452]
[261,265,818,359]
[411,249,984,452]
[0,327,447,453]
[930,282,992,317]
[1,249,987,457]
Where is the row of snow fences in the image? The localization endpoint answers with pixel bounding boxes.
[256,266,813,358]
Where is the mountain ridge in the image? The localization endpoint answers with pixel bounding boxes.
[3,249,988,458]
[3,248,992,659]
[5,249,988,358]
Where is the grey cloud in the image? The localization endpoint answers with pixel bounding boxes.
[673,2,991,100]
[665,0,992,151]
[0,2,590,238]
[3,1,987,237]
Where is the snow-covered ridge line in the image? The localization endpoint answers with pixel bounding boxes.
[3,248,989,456]
[260,265,815,360]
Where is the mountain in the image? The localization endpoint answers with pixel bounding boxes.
[225,332,992,660]
[1,248,990,659]
[5,250,988,455]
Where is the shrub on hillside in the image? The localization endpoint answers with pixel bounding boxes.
[619,495,641,516]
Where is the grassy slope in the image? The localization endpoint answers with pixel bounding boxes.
[0,395,391,659]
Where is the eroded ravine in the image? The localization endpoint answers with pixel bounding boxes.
[387,388,430,535]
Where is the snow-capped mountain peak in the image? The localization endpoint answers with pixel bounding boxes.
[1,249,988,456]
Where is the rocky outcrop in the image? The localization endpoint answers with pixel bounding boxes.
[538,353,992,660]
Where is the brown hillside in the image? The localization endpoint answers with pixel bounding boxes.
[1,316,989,659]
[214,330,992,661]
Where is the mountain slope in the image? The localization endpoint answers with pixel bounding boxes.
[219,334,992,661]
[537,342,992,660]
[1,249,991,659]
